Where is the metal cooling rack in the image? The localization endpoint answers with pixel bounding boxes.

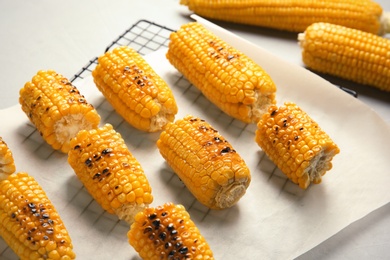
[70,19,174,82]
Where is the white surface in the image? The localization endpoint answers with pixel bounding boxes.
[1,0,390,259]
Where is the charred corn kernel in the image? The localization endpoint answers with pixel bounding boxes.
[92,46,178,132]
[299,22,390,92]
[67,123,153,223]
[157,115,250,209]
[255,102,340,189]
[0,137,16,180]
[166,22,276,123]
[128,202,214,260]
[181,0,390,35]
[19,70,101,153]
[0,172,75,260]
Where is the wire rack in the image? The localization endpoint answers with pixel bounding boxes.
[70,20,174,83]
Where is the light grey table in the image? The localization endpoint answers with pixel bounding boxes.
[1,1,389,259]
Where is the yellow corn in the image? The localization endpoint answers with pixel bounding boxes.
[299,22,390,92]
[166,22,276,123]
[19,70,101,153]
[181,0,390,35]
[67,123,153,223]
[0,137,16,180]
[128,202,214,260]
[255,102,340,189]
[157,115,251,209]
[0,172,75,260]
[92,46,178,132]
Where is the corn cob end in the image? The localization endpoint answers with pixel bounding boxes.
[0,137,16,180]
[380,12,390,35]
[214,182,247,209]
[114,203,148,224]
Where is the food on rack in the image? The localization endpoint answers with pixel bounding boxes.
[67,123,153,223]
[180,0,390,35]
[166,22,276,123]
[0,137,16,179]
[128,202,214,259]
[19,70,101,153]
[299,22,390,92]
[255,102,340,189]
[157,115,251,209]
[0,172,75,259]
[92,46,178,132]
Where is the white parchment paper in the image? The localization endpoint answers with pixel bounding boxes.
[1,17,389,259]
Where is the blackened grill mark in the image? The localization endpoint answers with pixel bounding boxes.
[227,55,235,60]
[102,148,113,155]
[85,158,92,167]
[220,147,232,154]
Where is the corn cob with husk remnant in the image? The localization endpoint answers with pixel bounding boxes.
[67,123,153,223]
[0,137,16,180]
[181,0,390,35]
[299,22,390,92]
[166,22,276,123]
[157,115,251,209]
[0,172,75,259]
[19,70,101,153]
[255,102,340,189]
[128,202,214,259]
[92,46,178,132]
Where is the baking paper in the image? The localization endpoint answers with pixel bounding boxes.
[1,17,390,259]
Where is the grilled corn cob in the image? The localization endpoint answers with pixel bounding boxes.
[181,0,390,35]
[255,102,340,189]
[19,70,101,153]
[166,22,276,123]
[92,46,178,132]
[0,137,16,180]
[157,115,251,209]
[0,172,75,259]
[299,22,390,92]
[128,202,214,260]
[67,123,153,223]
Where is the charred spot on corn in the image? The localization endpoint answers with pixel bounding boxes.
[0,136,16,178]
